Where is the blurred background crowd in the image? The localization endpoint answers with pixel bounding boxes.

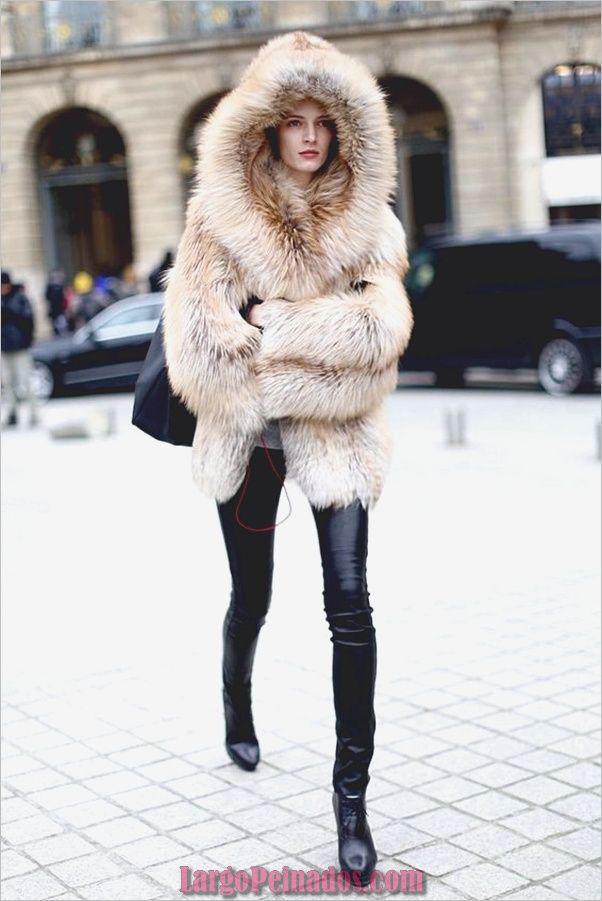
[40,251,172,336]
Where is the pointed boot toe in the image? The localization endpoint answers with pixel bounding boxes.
[333,792,378,887]
[223,685,261,771]
[226,739,260,771]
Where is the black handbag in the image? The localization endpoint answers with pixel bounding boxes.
[132,297,263,446]
[131,312,197,446]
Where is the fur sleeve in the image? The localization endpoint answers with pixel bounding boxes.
[162,199,263,431]
[254,256,414,422]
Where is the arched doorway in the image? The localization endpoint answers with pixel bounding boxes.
[380,75,453,249]
[178,92,226,210]
[36,107,133,278]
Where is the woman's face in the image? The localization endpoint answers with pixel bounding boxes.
[275,99,334,185]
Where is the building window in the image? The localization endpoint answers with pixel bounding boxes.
[542,63,601,157]
[194,1,264,34]
[333,0,428,23]
[43,0,106,54]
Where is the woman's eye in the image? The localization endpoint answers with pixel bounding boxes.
[287,120,330,127]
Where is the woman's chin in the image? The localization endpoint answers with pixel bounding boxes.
[291,158,324,173]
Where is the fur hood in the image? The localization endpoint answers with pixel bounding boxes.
[163,30,414,510]
[193,29,403,301]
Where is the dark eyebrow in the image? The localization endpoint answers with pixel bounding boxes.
[285,114,330,120]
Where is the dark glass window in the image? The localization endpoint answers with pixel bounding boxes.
[542,63,601,157]
[434,242,545,293]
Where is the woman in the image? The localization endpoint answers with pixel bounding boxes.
[163,30,413,886]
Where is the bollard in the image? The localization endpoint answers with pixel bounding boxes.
[456,407,466,446]
[444,407,467,446]
[49,408,116,440]
[87,408,116,437]
[444,409,453,445]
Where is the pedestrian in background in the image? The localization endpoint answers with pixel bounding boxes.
[72,270,106,327]
[118,263,142,299]
[1,270,39,428]
[44,268,69,336]
[94,264,122,307]
[148,250,173,293]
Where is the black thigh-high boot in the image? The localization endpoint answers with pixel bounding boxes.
[221,602,266,770]
[311,498,378,887]
[217,447,286,771]
[329,607,377,795]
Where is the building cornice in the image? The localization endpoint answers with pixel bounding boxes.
[3,4,598,74]
[0,6,544,72]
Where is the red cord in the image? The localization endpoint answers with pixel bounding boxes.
[234,431,292,531]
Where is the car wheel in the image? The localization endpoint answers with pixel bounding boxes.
[434,368,465,389]
[31,361,55,400]
[537,337,591,396]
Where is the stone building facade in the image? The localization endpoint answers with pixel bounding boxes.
[1,0,600,334]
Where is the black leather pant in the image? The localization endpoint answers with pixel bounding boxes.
[216,446,376,797]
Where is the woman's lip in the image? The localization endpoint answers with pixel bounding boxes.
[300,151,319,156]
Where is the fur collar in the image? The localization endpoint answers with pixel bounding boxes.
[192,31,398,300]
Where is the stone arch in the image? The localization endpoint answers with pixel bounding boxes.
[379,73,455,248]
[177,91,228,207]
[24,99,132,163]
[32,105,134,280]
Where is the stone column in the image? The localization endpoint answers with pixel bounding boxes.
[438,30,513,236]
[0,82,65,337]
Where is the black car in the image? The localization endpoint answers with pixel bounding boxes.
[401,221,601,395]
[32,293,164,399]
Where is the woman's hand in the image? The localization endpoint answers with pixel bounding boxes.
[246,297,289,329]
[247,300,266,329]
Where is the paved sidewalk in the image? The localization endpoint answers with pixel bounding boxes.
[2,389,600,900]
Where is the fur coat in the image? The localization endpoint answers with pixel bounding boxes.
[163,30,414,511]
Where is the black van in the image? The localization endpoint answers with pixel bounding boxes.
[400,221,601,395]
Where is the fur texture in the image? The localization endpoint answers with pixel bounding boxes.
[163,30,414,510]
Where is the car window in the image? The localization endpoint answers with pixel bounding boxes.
[98,305,162,329]
[94,304,162,340]
[539,237,599,262]
[434,241,546,292]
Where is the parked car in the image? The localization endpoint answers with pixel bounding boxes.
[32,293,164,399]
[400,221,601,395]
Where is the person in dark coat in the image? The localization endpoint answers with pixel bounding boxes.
[1,270,39,427]
[45,268,69,336]
[148,250,173,293]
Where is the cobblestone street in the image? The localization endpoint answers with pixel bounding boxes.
[2,387,600,900]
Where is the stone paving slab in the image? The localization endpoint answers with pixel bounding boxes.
[2,389,600,899]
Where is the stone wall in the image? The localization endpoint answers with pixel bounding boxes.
[1,1,599,334]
